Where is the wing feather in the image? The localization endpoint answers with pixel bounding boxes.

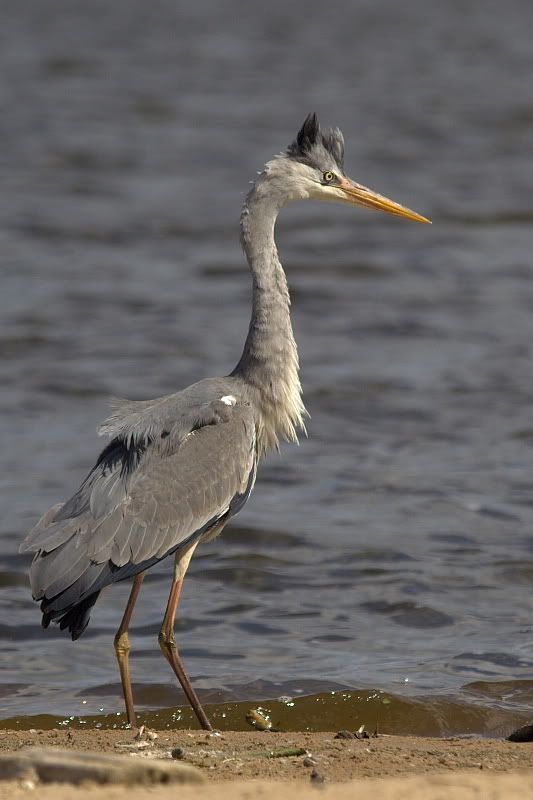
[21,396,257,626]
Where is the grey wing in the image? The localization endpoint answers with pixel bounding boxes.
[21,397,256,637]
[97,380,235,446]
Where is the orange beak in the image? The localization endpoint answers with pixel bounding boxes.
[337,176,431,224]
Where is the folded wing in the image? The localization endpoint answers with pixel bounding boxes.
[20,394,256,638]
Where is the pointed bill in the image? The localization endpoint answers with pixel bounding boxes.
[338,176,431,223]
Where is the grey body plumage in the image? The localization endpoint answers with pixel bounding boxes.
[22,380,257,638]
[20,114,429,729]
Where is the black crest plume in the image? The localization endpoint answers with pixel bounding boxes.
[287,113,345,172]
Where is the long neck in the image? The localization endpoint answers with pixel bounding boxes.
[232,178,306,455]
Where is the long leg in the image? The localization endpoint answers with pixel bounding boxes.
[158,541,213,730]
[114,573,145,727]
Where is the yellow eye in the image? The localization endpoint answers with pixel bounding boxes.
[323,171,335,183]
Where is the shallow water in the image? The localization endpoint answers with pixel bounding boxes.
[1,0,533,735]
[2,683,533,739]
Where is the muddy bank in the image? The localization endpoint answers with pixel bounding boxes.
[1,728,533,785]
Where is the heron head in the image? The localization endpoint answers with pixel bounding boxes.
[277,113,430,223]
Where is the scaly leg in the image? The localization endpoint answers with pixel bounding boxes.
[114,573,145,727]
[158,541,212,730]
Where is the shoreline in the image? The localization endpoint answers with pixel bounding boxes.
[1,727,533,798]
[2,683,531,739]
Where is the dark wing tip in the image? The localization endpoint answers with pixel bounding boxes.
[40,591,100,640]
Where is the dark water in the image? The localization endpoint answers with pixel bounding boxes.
[1,0,533,736]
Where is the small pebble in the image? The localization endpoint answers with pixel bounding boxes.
[20,780,35,791]
[147,731,158,741]
[303,756,317,767]
[246,708,273,731]
[334,730,356,739]
[310,769,325,786]
[507,724,533,743]
[171,746,186,760]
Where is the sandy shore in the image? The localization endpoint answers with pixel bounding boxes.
[1,728,533,799]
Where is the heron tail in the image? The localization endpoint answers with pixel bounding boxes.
[41,591,100,641]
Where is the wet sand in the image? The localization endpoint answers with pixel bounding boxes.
[1,728,533,799]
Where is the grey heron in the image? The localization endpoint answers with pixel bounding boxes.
[20,114,430,731]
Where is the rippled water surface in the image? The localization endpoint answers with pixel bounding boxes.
[1,0,533,736]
